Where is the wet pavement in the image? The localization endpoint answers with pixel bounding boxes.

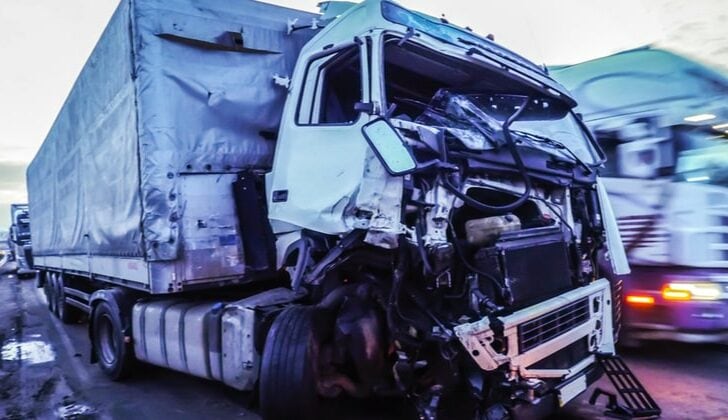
[561,342,728,420]
[0,272,251,420]
[0,271,97,419]
[1,271,726,419]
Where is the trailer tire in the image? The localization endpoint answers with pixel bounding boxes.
[35,270,46,289]
[56,274,82,324]
[42,272,53,312]
[51,274,62,318]
[92,300,134,380]
[259,306,327,420]
[45,272,58,315]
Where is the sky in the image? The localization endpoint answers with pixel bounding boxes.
[0,0,726,228]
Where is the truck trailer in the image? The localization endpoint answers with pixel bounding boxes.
[552,48,728,345]
[28,0,651,418]
[7,203,36,278]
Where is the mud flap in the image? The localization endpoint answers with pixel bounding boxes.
[232,171,276,272]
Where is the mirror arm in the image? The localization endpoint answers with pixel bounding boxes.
[354,101,375,114]
[384,103,397,119]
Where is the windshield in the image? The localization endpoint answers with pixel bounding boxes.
[415,90,602,165]
[675,143,728,186]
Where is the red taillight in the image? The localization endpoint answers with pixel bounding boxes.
[625,295,655,305]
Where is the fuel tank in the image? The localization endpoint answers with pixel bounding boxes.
[131,288,297,390]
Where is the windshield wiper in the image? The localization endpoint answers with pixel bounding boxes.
[510,130,593,174]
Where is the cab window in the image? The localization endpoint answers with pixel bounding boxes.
[297,45,362,125]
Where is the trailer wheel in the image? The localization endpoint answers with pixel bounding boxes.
[41,272,51,310]
[44,272,57,314]
[35,270,46,289]
[56,274,82,324]
[92,300,133,380]
[259,306,328,420]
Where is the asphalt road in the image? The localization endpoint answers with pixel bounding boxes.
[1,272,726,419]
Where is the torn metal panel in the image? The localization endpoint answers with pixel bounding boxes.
[359,150,405,249]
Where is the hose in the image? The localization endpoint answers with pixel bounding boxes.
[415,209,434,276]
[440,97,533,214]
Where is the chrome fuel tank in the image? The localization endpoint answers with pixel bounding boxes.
[131,288,297,390]
[132,300,225,381]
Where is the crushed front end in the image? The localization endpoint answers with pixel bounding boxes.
[266,3,637,418]
[378,89,623,417]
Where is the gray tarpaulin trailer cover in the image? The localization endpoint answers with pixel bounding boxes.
[27,0,317,292]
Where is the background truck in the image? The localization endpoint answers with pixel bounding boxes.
[27,0,646,418]
[0,231,11,270]
[552,47,728,345]
[7,203,36,278]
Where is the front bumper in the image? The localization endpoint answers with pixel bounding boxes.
[454,278,614,379]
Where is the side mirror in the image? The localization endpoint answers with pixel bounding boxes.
[361,118,417,175]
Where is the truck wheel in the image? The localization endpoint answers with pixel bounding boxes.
[259,306,327,420]
[56,274,82,324]
[41,272,51,310]
[35,270,46,289]
[45,272,57,314]
[92,301,134,380]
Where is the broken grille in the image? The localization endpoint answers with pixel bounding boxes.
[518,297,590,353]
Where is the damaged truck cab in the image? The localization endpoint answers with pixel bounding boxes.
[28,0,637,419]
[265,1,628,417]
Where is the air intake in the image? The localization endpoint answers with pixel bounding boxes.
[518,297,590,352]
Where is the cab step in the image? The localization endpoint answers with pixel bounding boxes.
[589,353,661,419]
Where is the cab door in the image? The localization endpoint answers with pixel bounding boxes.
[268,41,373,234]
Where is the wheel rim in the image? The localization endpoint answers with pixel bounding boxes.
[98,313,118,365]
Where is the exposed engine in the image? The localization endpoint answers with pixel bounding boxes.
[293,90,611,418]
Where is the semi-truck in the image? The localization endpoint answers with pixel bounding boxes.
[0,231,10,266]
[27,0,649,418]
[7,203,36,278]
[552,48,728,345]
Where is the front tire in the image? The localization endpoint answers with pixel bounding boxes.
[91,300,134,380]
[259,306,325,420]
